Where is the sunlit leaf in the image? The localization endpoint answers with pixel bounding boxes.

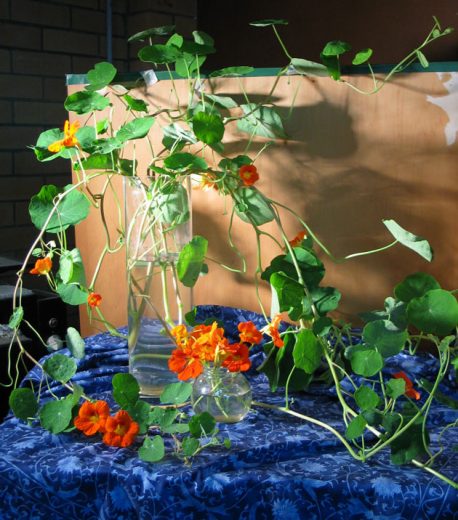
[383,219,433,261]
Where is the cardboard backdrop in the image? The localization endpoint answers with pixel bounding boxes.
[69,70,458,337]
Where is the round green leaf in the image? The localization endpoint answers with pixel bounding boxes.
[394,272,440,303]
[177,235,208,288]
[128,25,176,42]
[352,48,373,65]
[182,436,200,456]
[383,219,433,262]
[209,66,255,78]
[322,40,351,57]
[351,349,384,377]
[40,398,74,434]
[160,382,192,405]
[407,289,458,335]
[64,91,110,114]
[124,94,148,113]
[139,435,165,462]
[237,104,287,139]
[290,58,328,77]
[249,19,289,27]
[234,187,276,226]
[112,373,140,409]
[57,283,88,306]
[153,184,190,225]
[9,388,39,420]
[386,378,406,400]
[66,327,85,359]
[293,329,322,374]
[43,354,77,383]
[116,116,155,142]
[192,111,225,145]
[86,62,117,91]
[189,412,216,438]
[345,414,367,440]
[163,152,207,171]
[363,320,408,358]
[138,44,182,64]
[354,385,380,411]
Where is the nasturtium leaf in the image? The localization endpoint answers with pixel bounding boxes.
[177,236,208,287]
[86,62,117,92]
[354,385,380,411]
[127,400,152,434]
[322,40,351,57]
[163,152,207,171]
[204,94,238,109]
[160,382,192,405]
[74,153,115,171]
[394,272,440,303]
[8,306,24,329]
[320,53,340,81]
[188,412,216,438]
[149,407,178,429]
[384,297,408,330]
[293,329,322,374]
[138,44,182,64]
[58,248,86,285]
[124,94,148,113]
[112,373,140,409]
[64,91,110,114]
[352,48,373,65]
[119,159,137,177]
[290,58,328,76]
[153,183,190,225]
[345,414,367,440]
[362,320,408,358]
[34,128,65,160]
[56,282,88,305]
[29,185,90,233]
[167,33,184,47]
[270,271,307,320]
[219,155,252,171]
[128,25,176,42]
[66,327,85,359]
[9,388,38,420]
[311,286,341,315]
[43,353,77,383]
[249,19,289,27]
[362,409,384,427]
[386,378,406,400]
[192,111,225,145]
[139,436,165,462]
[180,41,215,56]
[350,349,384,377]
[237,104,287,139]
[383,219,433,261]
[74,126,96,151]
[96,118,109,134]
[182,436,200,456]
[390,416,429,465]
[92,137,121,155]
[419,378,458,409]
[209,66,255,78]
[406,289,458,335]
[162,123,197,151]
[234,187,276,226]
[312,316,333,337]
[39,398,74,434]
[162,423,190,434]
[416,50,429,68]
[70,383,84,407]
[175,54,206,78]
[116,116,155,142]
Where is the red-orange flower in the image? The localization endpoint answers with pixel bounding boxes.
[169,348,204,381]
[238,321,263,345]
[239,164,259,186]
[74,400,110,436]
[288,230,307,248]
[103,410,139,448]
[48,120,80,153]
[30,256,52,276]
[222,343,251,372]
[87,292,102,308]
[264,315,284,348]
[393,371,421,400]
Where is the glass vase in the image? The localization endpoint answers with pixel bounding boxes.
[191,366,252,423]
[125,175,192,398]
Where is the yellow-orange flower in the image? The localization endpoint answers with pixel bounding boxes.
[222,343,251,372]
[239,164,259,186]
[74,400,110,436]
[30,257,52,276]
[393,371,421,400]
[169,348,204,381]
[87,292,102,308]
[200,173,219,191]
[103,410,139,448]
[238,321,263,345]
[289,230,307,248]
[48,120,80,153]
[264,315,284,348]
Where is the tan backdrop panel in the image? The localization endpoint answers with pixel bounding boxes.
[69,71,458,337]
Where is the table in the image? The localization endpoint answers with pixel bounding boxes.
[0,306,457,519]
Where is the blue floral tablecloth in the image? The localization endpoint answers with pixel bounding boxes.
[0,306,457,519]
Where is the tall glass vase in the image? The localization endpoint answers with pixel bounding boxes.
[125,175,192,397]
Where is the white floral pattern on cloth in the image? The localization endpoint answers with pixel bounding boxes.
[0,306,456,519]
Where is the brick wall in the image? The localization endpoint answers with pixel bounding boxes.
[0,0,197,259]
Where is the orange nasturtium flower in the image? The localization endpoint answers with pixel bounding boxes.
[288,230,307,248]
[30,256,52,276]
[48,120,80,153]
[238,321,263,345]
[200,173,219,191]
[74,400,110,436]
[222,343,251,372]
[239,164,259,186]
[264,315,284,348]
[103,410,139,448]
[87,292,102,308]
[169,348,204,381]
[393,371,421,400]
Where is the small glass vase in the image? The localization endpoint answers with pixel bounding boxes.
[125,175,192,398]
[191,366,252,423]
